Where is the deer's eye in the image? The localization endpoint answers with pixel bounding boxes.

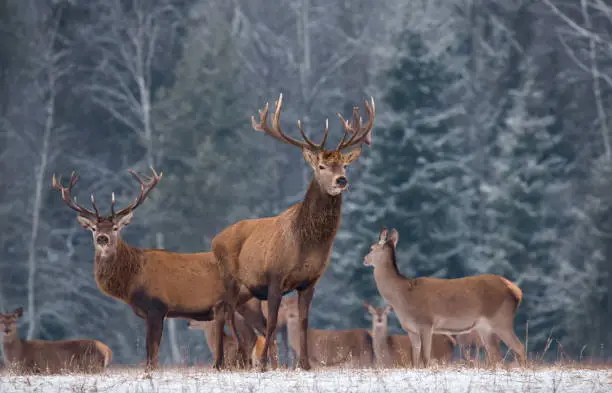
[343,164,347,169]
[91,228,96,232]
[319,165,326,170]
[113,227,118,231]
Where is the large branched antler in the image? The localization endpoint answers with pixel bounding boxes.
[111,167,163,218]
[52,172,101,219]
[336,97,375,151]
[251,93,329,151]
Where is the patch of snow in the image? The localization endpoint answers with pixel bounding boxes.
[0,367,609,393]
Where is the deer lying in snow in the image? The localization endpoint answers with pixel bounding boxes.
[364,303,454,367]
[283,297,373,368]
[212,94,374,370]
[364,228,526,367]
[52,168,259,371]
[455,330,500,363]
[0,307,112,373]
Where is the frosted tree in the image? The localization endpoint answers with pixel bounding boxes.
[0,0,74,340]
[77,0,184,363]
[322,28,462,329]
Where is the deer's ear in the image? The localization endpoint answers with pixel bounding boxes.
[378,227,388,243]
[302,149,319,169]
[77,215,96,230]
[388,228,399,248]
[343,146,362,165]
[13,307,23,318]
[115,212,134,231]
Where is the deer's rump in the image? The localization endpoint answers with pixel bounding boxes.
[20,339,110,373]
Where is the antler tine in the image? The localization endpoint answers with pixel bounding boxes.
[336,97,375,151]
[335,113,351,150]
[89,194,100,217]
[113,167,163,218]
[252,94,329,151]
[251,94,309,150]
[52,171,99,219]
[110,192,116,217]
[297,119,327,150]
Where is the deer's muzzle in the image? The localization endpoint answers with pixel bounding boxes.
[96,235,110,246]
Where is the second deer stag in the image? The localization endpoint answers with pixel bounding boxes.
[212,94,374,370]
[52,168,258,371]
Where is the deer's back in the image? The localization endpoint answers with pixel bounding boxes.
[20,339,108,373]
[400,275,518,320]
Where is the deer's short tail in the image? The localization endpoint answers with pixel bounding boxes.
[95,341,113,367]
[500,277,523,310]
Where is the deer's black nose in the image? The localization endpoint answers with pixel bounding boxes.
[96,235,110,246]
[3,328,9,334]
[336,176,348,187]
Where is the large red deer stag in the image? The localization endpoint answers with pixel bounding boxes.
[364,228,526,368]
[52,168,257,371]
[1,307,112,373]
[212,94,374,370]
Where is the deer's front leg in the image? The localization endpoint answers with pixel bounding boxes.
[145,307,166,372]
[297,284,315,371]
[407,331,421,368]
[212,301,227,370]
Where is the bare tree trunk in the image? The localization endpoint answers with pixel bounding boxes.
[26,84,54,339]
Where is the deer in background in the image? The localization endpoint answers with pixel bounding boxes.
[188,312,272,369]
[52,168,259,371]
[282,296,373,368]
[364,228,526,368]
[212,94,374,370]
[1,307,112,374]
[455,330,500,364]
[364,303,454,367]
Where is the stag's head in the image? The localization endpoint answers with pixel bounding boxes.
[252,94,374,196]
[0,307,23,339]
[364,228,399,267]
[364,302,392,329]
[52,168,162,258]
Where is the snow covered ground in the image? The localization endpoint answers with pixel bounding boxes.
[0,366,609,393]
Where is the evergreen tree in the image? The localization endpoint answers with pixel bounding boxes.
[317,30,462,329]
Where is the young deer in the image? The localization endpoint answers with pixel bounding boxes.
[364,228,526,368]
[364,303,454,367]
[283,297,373,368]
[188,312,270,369]
[1,307,112,374]
[455,330,500,363]
[212,94,374,370]
[52,168,257,371]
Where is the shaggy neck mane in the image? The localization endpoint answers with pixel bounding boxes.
[94,239,143,300]
[294,178,342,247]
